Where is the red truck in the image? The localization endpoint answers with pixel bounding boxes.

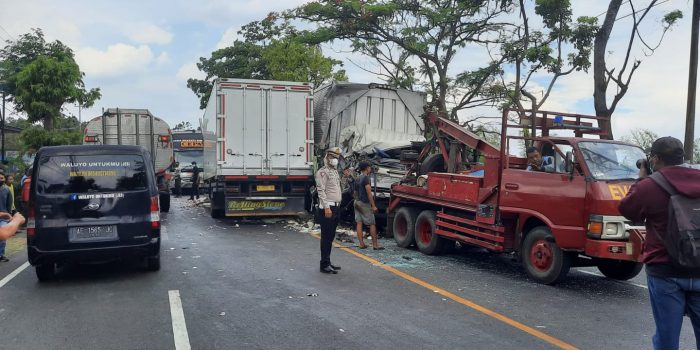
[388,107,646,284]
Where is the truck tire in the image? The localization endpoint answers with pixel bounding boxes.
[414,210,449,255]
[596,260,643,280]
[521,226,572,285]
[211,208,224,219]
[36,263,56,282]
[159,193,170,213]
[393,207,419,248]
[420,154,446,175]
[384,213,395,238]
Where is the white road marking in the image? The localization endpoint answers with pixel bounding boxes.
[577,269,648,289]
[0,262,30,289]
[169,290,192,350]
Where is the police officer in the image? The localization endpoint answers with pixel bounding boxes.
[316,147,343,274]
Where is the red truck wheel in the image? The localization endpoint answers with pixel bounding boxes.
[597,260,643,280]
[415,210,448,255]
[393,207,419,248]
[522,227,571,285]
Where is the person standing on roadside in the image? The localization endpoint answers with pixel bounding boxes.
[619,137,700,350]
[0,172,15,262]
[354,162,383,250]
[6,174,16,214]
[316,147,343,274]
[189,161,200,201]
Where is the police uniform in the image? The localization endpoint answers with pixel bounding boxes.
[316,148,342,273]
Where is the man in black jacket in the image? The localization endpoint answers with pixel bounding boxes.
[189,162,200,201]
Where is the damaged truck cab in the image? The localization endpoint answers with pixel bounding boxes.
[388,108,645,284]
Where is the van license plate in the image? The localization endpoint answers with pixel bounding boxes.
[256,185,275,192]
[69,225,118,243]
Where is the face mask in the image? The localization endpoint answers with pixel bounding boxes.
[329,158,339,167]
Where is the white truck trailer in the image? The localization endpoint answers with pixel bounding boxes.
[83,108,174,212]
[201,78,314,218]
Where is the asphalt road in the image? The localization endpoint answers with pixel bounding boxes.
[0,197,696,349]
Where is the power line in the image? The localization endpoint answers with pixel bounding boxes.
[595,0,671,22]
[0,25,14,41]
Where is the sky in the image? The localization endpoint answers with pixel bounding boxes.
[0,0,696,142]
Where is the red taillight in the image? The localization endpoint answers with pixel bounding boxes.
[159,135,170,142]
[84,135,98,142]
[27,206,36,237]
[150,196,160,230]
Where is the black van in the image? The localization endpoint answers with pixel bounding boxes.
[27,145,161,281]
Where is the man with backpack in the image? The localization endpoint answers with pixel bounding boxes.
[619,136,700,350]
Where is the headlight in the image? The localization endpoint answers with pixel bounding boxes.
[588,215,628,240]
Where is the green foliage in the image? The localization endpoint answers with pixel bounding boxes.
[0,29,100,130]
[293,0,515,120]
[19,126,81,151]
[173,121,193,131]
[263,38,347,86]
[187,17,346,109]
[663,10,683,28]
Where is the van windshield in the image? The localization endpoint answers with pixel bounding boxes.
[37,154,149,194]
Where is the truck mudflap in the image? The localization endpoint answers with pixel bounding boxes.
[225,196,306,217]
[584,228,645,262]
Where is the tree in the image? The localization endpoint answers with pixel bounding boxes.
[173,121,193,131]
[497,0,597,137]
[293,0,514,121]
[263,38,347,86]
[187,16,346,109]
[0,29,101,130]
[621,128,658,151]
[593,1,682,139]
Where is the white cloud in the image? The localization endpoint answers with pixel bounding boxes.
[76,44,155,77]
[127,23,173,45]
[215,27,240,50]
[176,63,205,81]
[156,52,171,65]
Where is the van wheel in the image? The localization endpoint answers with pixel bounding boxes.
[521,226,571,285]
[597,260,643,280]
[36,263,56,282]
[393,207,419,248]
[414,210,448,255]
[145,255,160,272]
[160,193,170,213]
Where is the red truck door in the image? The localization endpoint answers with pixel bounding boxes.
[499,151,587,249]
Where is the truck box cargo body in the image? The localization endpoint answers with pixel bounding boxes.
[84,108,173,212]
[202,78,314,217]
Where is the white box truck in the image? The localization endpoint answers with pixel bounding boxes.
[83,108,174,212]
[201,78,314,218]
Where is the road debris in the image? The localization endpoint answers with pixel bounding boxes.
[219,312,226,316]
[307,293,318,297]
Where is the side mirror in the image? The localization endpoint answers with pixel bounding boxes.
[174,162,180,168]
[565,151,574,174]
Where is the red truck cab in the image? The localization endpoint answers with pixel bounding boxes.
[388,108,646,284]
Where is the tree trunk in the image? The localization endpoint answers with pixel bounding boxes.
[43,115,54,131]
[593,0,622,140]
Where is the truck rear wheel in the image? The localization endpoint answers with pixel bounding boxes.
[522,226,571,285]
[393,207,419,248]
[596,260,643,280]
[159,193,170,213]
[415,210,449,255]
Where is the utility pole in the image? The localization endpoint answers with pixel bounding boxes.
[685,0,700,163]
